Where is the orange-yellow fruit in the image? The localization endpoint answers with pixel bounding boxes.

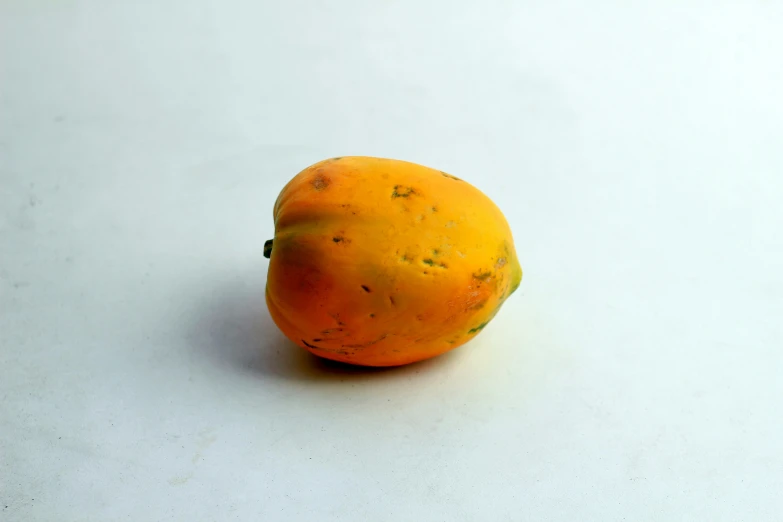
[264,156,522,366]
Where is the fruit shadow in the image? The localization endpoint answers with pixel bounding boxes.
[191,273,460,382]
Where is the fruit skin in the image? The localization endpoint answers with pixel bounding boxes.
[264,156,522,367]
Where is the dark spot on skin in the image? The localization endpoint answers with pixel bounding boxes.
[431,206,438,212]
[473,271,493,282]
[432,249,440,255]
[328,313,345,326]
[321,328,345,334]
[416,314,425,321]
[312,175,330,191]
[389,296,396,306]
[343,333,388,349]
[447,340,457,344]
[339,204,357,215]
[423,271,428,275]
[441,171,462,181]
[468,322,489,334]
[306,343,349,354]
[361,285,371,293]
[312,338,322,342]
[369,314,375,318]
[391,185,416,198]
[470,300,487,310]
[401,255,412,263]
[333,236,344,243]
[422,258,446,270]
[332,157,342,161]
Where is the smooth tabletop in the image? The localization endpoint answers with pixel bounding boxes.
[2,1,782,520]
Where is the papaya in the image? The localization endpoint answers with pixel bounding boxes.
[263,156,522,367]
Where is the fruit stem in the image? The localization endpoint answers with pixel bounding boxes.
[263,239,273,259]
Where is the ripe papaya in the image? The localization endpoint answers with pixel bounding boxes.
[264,156,522,366]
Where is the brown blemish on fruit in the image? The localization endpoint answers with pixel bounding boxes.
[343,333,387,349]
[328,313,346,326]
[441,172,462,181]
[312,175,330,191]
[473,271,493,282]
[321,328,344,334]
[495,257,507,269]
[391,185,416,198]
[470,299,487,310]
[389,296,396,306]
[361,285,371,293]
[422,258,447,270]
[339,203,357,216]
[305,343,349,355]
[502,241,511,256]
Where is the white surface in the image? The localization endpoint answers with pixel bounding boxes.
[2,1,782,520]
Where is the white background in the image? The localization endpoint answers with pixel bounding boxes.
[2,1,782,520]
